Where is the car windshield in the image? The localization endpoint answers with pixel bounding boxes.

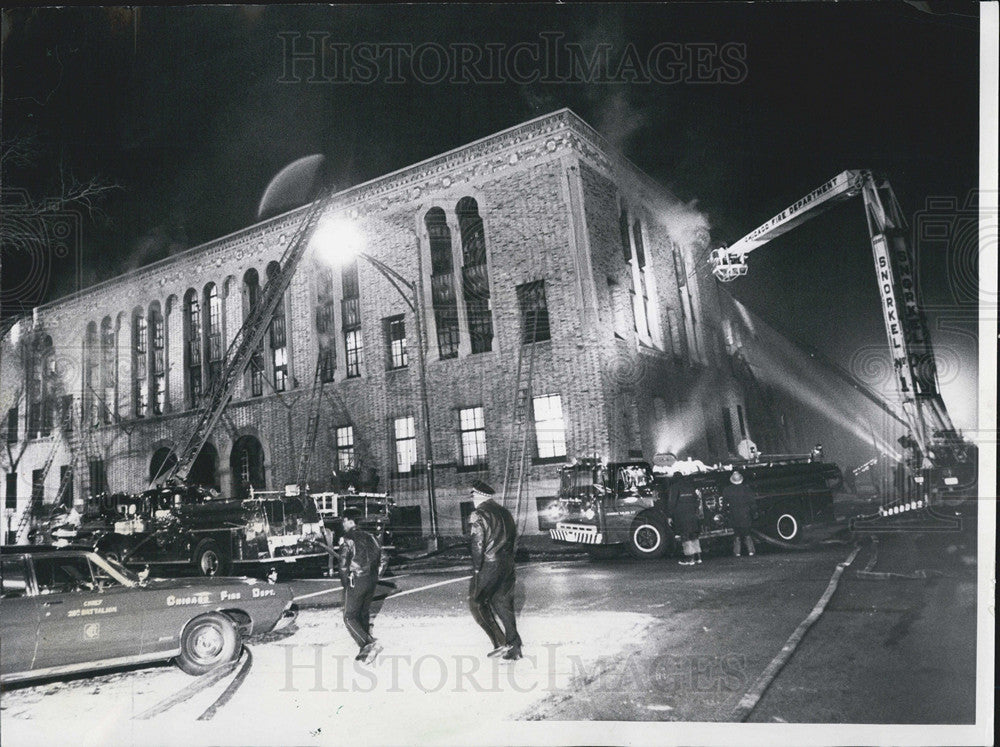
[100,555,141,584]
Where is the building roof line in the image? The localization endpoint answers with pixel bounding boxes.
[30,107,663,316]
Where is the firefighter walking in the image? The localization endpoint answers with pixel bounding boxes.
[723,470,756,557]
[338,508,383,664]
[467,481,523,661]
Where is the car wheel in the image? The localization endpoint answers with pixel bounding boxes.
[175,612,241,676]
[627,515,670,559]
[772,510,802,542]
[194,540,232,577]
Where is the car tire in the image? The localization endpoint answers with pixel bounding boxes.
[175,612,241,676]
[193,540,232,577]
[771,509,803,543]
[627,514,670,560]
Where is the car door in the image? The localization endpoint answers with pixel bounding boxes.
[0,555,40,679]
[30,554,142,672]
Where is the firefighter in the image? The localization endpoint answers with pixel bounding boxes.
[338,507,382,664]
[723,470,756,557]
[467,480,522,661]
[670,480,702,565]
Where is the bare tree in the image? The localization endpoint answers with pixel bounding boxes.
[1,134,121,255]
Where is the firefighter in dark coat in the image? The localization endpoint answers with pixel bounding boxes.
[723,470,756,557]
[670,479,703,565]
[467,481,522,661]
[338,508,383,664]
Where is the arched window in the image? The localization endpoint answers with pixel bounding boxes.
[184,289,202,407]
[29,334,57,437]
[265,262,288,392]
[100,316,116,423]
[230,435,265,499]
[188,442,219,490]
[84,322,101,426]
[341,258,363,379]
[243,269,265,396]
[149,447,178,483]
[457,197,493,354]
[425,207,458,359]
[203,283,223,393]
[131,307,148,418]
[149,302,166,416]
[315,266,336,382]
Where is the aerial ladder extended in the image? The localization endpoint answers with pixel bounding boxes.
[709,170,976,526]
[152,191,334,486]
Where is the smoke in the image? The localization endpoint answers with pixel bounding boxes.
[122,219,189,272]
[587,89,647,154]
[654,377,713,457]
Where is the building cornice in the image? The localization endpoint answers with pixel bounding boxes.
[31,108,672,318]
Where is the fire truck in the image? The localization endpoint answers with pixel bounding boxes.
[547,457,843,559]
[38,484,328,576]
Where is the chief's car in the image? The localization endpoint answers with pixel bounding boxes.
[0,546,297,684]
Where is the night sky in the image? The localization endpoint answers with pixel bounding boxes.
[0,3,983,429]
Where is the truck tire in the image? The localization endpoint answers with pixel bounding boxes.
[175,612,241,676]
[193,540,232,577]
[771,508,803,543]
[627,514,670,560]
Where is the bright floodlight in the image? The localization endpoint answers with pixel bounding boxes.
[312,216,363,265]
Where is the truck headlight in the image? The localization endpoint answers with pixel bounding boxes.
[582,508,596,521]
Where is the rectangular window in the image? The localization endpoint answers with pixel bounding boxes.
[153,375,166,415]
[134,315,148,418]
[250,350,265,397]
[517,280,551,344]
[736,404,747,439]
[31,469,44,503]
[5,406,17,443]
[4,473,17,510]
[384,316,408,370]
[393,416,417,474]
[60,395,74,432]
[532,394,567,460]
[336,425,355,471]
[619,208,632,261]
[632,220,646,268]
[319,345,336,383]
[459,406,488,468]
[639,272,652,338]
[345,329,363,379]
[342,259,360,299]
[88,459,107,495]
[272,346,288,392]
[134,381,148,418]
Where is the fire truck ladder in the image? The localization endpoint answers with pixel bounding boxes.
[500,302,541,529]
[152,193,334,486]
[294,355,328,488]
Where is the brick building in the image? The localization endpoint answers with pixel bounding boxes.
[2,109,834,542]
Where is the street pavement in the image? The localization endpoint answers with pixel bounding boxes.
[0,517,982,745]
